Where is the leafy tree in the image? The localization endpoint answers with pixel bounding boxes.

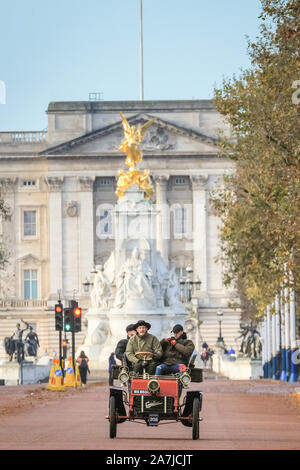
[212,0,300,319]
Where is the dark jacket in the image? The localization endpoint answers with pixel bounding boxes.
[160,336,195,366]
[115,338,129,362]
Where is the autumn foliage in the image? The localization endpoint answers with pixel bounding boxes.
[212,0,300,319]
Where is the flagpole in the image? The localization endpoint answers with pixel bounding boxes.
[140,0,144,101]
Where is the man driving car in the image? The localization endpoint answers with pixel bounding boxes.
[126,320,162,375]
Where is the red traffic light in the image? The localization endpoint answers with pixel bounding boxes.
[55,303,64,331]
[73,307,82,317]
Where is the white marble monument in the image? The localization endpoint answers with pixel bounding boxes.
[78,184,187,370]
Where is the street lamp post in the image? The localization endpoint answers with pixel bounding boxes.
[179,266,202,351]
[216,310,224,345]
[82,266,97,294]
[179,266,201,303]
[83,277,91,293]
[215,310,225,375]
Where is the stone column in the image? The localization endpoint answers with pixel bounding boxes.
[46,177,64,300]
[266,305,272,378]
[275,295,281,356]
[289,283,298,381]
[280,291,287,381]
[261,317,268,377]
[154,175,170,264]
[190,175,208,295]
[284,285,290,379]
[272,295,280,379]
[78,176,95,294]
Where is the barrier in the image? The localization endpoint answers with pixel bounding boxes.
[64,357,82,388]
[46,358,65,391]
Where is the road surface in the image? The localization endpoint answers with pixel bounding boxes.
[0,379,299,450]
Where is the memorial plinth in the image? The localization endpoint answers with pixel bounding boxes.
[212,353,263,380]
[0,359,51,385]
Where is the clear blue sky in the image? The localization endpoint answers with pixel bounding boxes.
[0,0,262,131]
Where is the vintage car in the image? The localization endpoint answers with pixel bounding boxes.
[106,351,203,440]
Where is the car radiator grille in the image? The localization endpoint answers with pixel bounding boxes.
[133,396,174,414]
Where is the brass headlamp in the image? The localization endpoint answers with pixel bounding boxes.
[147,378,160,394]
[180,371,191,388]
[118,368,129,385]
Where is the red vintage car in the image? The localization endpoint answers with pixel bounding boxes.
[107,352,203,440]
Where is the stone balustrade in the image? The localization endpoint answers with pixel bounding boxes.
[0,299,48,309]
[0,131,47,144]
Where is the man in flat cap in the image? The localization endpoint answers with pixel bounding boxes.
[115,323,136,365]
[126,320,162,375]
[155,324,195,375]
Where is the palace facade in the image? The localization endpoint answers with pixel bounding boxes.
[0,100,240,360]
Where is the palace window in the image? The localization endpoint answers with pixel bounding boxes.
[24,210,37,237]
[22,180,36,187]
[99,209,112,235]
[174,177,187,185]
[174,208,187,235]
[99,178,113,186]
[24,269,38,300]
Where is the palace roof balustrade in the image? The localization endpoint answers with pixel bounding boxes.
[0,299,48,309]
[0,131,48,155]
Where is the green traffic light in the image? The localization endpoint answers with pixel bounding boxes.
[65,323,71,332]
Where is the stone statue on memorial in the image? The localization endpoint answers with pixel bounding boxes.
[166,264,182,308]
[133,254,155,306]
[114,268,126,309]
[155,253,170,305]
[236,323,262,359]
[90,265,111,309]
[24,326,40,357]
[114,247,155,309]
[4,319,38,363]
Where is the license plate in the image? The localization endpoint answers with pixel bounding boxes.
[149,414,159,426]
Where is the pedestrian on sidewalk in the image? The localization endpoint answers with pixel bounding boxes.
[201,342,214,368]
[76,351,90,387]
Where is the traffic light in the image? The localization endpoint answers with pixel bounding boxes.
[64,308,73,332]
[73,306,82,332]
[55,303,63,331]
[62,339,68,359]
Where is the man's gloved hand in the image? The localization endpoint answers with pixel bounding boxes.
[170,337,177,346]
[163,338,172,343]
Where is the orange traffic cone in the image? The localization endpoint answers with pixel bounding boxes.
[46,358,66,391]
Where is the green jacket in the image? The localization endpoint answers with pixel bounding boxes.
[126,332,162,365]
[160,337,195,366]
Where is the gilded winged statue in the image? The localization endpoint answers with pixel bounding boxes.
[116,113,156,199]
[118,113,156,169]
[116,168,154,200]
